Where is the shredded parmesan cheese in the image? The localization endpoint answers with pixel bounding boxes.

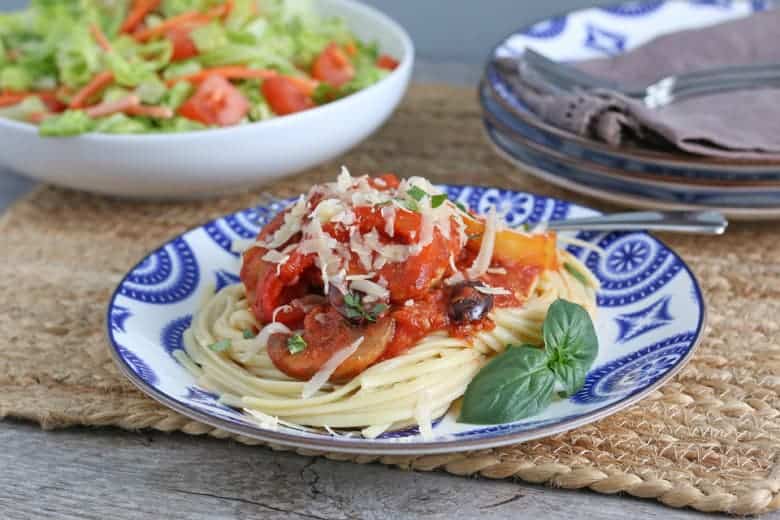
[444,272,465,286]
[336,165,353,192]
[381,205,396,237]
[418,197,434,248]
[487,267,507,275]
[236,322,291,363]
[272,305,293,323]
[302,337,364,398]
[467,206,497,279]
[414,389,435,440]
[245,409,280,431]
[230,238,256,254]
[345,273,376,281]
[264,195,306,249]
[262,249,289,263]
[349,279,389,300]
[474,285,511,296]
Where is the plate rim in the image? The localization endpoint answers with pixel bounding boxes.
[483,123,780,220]
[480,80,780,188]
[105,186,708,455]
[484,0,780,171]
[483,107,780,202]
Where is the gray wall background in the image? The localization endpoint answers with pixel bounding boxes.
[2,1,613,63]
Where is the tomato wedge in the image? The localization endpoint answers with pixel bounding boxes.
[376,54,399,70]
[311,42,355,88]
[178,75,249,126]
[166,23,202,61]
[261,76,314,116]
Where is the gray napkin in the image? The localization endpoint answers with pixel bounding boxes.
[498,9,780,159]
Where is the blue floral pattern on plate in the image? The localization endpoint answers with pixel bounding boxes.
[106,186,705,455]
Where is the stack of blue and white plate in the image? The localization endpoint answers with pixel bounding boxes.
[480,0,780,220]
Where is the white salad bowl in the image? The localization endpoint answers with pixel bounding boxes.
[0,0,414,199]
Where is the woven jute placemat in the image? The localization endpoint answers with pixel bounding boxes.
[1,84,779,515]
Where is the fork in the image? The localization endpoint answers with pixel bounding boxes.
[502,48,780,108]
[544,210,727,234]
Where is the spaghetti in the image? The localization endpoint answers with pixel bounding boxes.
[181,170,598,438]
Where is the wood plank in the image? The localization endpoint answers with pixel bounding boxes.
[0,421,734,520]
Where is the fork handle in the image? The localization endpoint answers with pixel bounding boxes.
[646,77,780,107]
[545,210,727,234]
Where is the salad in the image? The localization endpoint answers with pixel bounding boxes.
[0,0,399,136]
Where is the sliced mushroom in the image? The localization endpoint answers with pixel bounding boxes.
[448,281,494,324]
[267,305,396,382]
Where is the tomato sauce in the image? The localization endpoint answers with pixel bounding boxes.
[240,174,547,381]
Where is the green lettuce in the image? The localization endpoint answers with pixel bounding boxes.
[39,110,94,136]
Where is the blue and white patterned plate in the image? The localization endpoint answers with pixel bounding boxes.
[482,118,780,219]
[107,187,705,454]
[484,0,780,182]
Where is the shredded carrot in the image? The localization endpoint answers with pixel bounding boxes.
[69,71,115,109]
[134,12,207,42]
[0,93,27,107]
[80,95,173,119]
[120,0,162,34]
[85,94,140,118]
[134,1,231,42]
[90,23,113,52]
[166,66,277,86]
[126,104,174,119]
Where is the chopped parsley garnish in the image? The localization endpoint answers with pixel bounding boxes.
[564,263,589,287]
[404,186,447,210]
[287,334,307,354]
[243,329,255,339]
[344,292,388,322]
[430,194,447,208]
[407,185,427,201]
[209,339,232,352]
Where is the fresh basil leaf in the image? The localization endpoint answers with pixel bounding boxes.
[371,303,389,315]
[459,345,556,424]
[407,185,426,201]
[287,334,307,354]
[543,299,598,395]
[551,361,590,398]
[209,338,232,352]
[430,194,447,208]
[564,262,589,287]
